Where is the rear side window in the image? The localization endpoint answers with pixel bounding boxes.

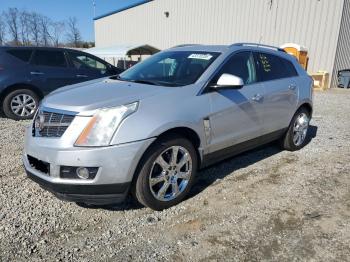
[32,50,67,68]
[281,58,298,77]
[7,49,33,62]
[68,52,107,71]
[256,52,297,81]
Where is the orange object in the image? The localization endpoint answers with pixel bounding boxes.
[75,116,97,145]
[311,71,329,91]
[281,43,309,70]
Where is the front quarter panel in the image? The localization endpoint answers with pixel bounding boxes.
[110,84,210,149]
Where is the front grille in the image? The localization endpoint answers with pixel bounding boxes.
[38,126,70,137]
[33,111,75,138]
[27,155,50,174]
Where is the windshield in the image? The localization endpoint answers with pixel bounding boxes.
[117,51,220,87]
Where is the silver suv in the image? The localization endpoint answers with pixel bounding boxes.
[23,43,313,210]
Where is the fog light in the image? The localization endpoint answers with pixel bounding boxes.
[60,166,98,179]
[76,167,90,179]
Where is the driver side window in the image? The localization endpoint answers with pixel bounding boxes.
[216,51,257,85]
[68,52,107,72]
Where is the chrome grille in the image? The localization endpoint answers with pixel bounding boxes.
[33,111,75,138]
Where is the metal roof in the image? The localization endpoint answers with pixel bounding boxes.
[94,0,152,20]
[85,44,160,58]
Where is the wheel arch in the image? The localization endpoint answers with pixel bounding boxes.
[130,126,203,189]
[297,102,313,117]
[156,127,201,150]
[0,83,44,105]
[145,126,202,168]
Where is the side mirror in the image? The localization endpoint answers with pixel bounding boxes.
[210,73,244,90]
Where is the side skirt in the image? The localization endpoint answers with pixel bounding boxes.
[200,128,287,168]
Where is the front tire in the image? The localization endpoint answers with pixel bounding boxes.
[133,135,198,211]
[281,108,311,151]
[3,89,39,120]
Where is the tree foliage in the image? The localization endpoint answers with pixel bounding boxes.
[0,8,93,48]
[66,17,82,47]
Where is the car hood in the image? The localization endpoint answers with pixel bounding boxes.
[41,78,174,114]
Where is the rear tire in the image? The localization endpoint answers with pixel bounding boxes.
[2,89,39,120]
[133,135,198,211]
[281,108,310,151]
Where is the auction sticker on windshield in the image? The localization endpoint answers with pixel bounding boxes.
[188,54,213,60]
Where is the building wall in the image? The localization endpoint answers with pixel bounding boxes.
[331,0,350,87]
[95,0,345,83]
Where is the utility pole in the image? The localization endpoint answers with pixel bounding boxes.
[93,0,96,17]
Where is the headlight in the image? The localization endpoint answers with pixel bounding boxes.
[75,102,138,147]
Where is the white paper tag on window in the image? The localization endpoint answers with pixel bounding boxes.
[188,54,213,60]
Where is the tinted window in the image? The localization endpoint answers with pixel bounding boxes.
[281,58,298,77]
[119,51,220,86]
[7,49,32,62]
[214,51,257,85]
[69,52,107,71]
[256,52,297,81]
[33,50,67,67]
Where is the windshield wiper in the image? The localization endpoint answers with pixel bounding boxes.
[110,75,121,80]
[111,76,174,86]
[110,76,156,85]
[155,81,186,87]
[128,79,158,85]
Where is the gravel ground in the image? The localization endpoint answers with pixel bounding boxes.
[0,89,350,261]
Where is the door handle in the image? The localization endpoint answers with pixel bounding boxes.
[252,93,263,102]
[289,84,297,90]
[30,71,44,75]
[76,74,88,78]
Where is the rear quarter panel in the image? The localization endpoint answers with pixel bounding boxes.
[291,59,313,114]
[279,52,313,115]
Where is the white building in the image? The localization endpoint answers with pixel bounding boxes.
[94,0,350,87]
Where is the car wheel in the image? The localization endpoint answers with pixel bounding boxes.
[3,89,39,120]
[133,135,198,210]
[281,108,311,151]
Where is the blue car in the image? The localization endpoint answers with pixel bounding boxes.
[0,47,123,120]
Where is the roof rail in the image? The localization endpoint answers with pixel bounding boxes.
[171,44,200,48]
[231,43,286,52]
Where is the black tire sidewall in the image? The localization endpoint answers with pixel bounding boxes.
[134,136,198,211]
[3,89,39,120]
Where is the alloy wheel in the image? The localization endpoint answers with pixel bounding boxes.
[149,146,192,201]
[10,94,37,117]
[292,112,309,146]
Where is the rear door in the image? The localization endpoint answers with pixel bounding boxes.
[207,51,266,153]
[29,49,76,95]
[67,51,112,82]
[1,49,33,80]
[254,52,299,134]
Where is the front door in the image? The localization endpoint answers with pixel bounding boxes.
[67,51,110,83]
[29,49,76,95]
[207,51,266,153]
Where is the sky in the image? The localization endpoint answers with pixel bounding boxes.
[0,0,145,42]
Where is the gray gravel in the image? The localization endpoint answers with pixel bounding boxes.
[1,89,350,261]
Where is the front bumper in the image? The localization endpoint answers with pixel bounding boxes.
[26,169,130,205]
[23,126,155,204]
